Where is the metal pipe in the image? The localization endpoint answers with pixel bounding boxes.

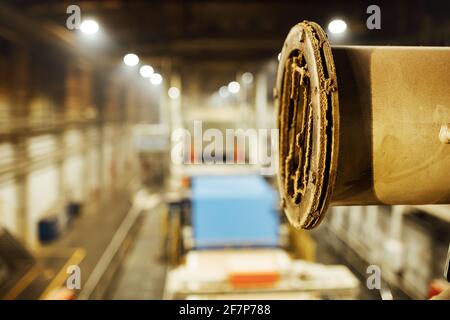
[276,21,450,229]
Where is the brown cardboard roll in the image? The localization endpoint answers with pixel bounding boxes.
[276,21,450,229]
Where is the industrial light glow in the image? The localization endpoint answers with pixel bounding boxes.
[168,87,180,99]
[228,81,240,94]
[242,72,254,84]
[123,53,139,66]
[219,86,229,98]
[328,19,347,34]
[139,65,154,78]
[150,73,163,85]
[80,20,99,35]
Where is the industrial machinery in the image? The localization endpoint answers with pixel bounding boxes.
[163,174,359,299]
[191,176,279,249]
[276,21,450,230]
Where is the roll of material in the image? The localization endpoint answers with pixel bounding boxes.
[276,21,450,229]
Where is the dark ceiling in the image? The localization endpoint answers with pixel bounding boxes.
[6,0,450,65]
[2,0,448,95]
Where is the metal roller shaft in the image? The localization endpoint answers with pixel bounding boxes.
[276,21,450,229]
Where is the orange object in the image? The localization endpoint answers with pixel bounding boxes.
[44,287,76,300]
[428,279,450,299]
[229,272,280,288]
[181,176,191,188]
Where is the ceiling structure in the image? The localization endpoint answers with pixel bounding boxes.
[8,0,450,61]
[3,0,449,98]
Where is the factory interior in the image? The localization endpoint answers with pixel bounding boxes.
[0,0,449,302]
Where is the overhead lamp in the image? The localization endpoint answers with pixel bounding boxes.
[328,19,347,34]
[219,86,230,98]
[242,72,254,85]
[139,65,154,78]
[150,73,163,85]
[168,87,180,99]
[80,20,99,35]
[228,81,240,94]
[123,53,139,66]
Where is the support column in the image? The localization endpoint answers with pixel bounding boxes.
[10,44,30,243]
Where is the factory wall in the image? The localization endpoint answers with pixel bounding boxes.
[0,27,145,250]
[325,205,450,299]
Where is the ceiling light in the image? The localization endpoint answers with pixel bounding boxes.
[123,53,139,66]
[80,20,99,35]
[168,87,180,99]
[228,81,240,94]
[328,19,347,34]
[219,86,230,98]
[139,65,154,78]
[150,73,163,85]
[242,72,254,85]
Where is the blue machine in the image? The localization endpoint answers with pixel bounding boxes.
[192,175,279,249]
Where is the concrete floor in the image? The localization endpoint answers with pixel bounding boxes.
[107,206,382,300]
[0,194,133,300]
[108,205,167,299]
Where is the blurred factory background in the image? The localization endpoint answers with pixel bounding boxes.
[0,0,449,300]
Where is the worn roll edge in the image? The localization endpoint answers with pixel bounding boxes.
[275,21,339,229]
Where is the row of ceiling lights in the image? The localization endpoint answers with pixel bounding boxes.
[78,19,180,100]
[78,17,347,100]
[123,53,163,85]
[79,17,347,37]
[218,72,254,99]
[328,19,347,34]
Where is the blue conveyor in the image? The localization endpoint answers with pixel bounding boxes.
[192,175,279,249]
